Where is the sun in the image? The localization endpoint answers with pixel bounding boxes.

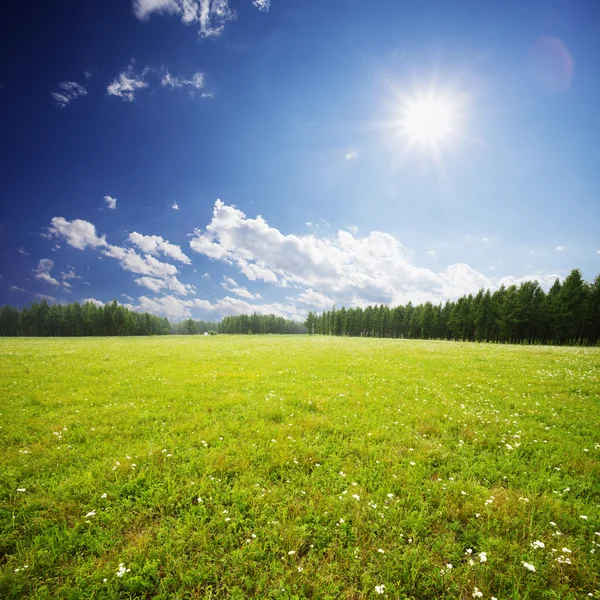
[398,92,461,148]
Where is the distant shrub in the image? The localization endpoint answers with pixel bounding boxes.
[208,330,218,335]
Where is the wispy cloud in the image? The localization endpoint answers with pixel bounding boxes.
[107,62,149,101]
[556,245,565,251]
[221,276,261,299]
[252,0,270,11]
[18,246,29,256]
[36,294,56,303]
[9,285,26,292]
[465,235,490,244]
[104,195,117,210]
[161,71,204,90]
[172,202,179,210]
[133,0,269,38]
[51,81,87,108]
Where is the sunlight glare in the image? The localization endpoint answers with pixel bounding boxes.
[400,93,459,147]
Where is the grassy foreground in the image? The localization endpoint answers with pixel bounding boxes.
[1,336,599,599]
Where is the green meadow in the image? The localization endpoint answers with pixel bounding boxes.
[1,336,599,599]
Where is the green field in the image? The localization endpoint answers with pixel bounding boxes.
[1,336,599,599]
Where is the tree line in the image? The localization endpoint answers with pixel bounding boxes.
[304,269,600,346]
[170,319,219,335]
[0,299,170,337]
[218,313,307,334]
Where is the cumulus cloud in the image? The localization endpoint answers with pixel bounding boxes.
[172,202,179,210]
[497,272,563,289]
[51,81,87,108]
[107,62,149,101]
[128,232,191,264]
[136,293,305,322]
[133,0,268,38]
[295,289,335,311]
[83,298,105,307]
[33,259,71,288]
[104,245,178,277]
[45,216,194,297]
[104,195,117,210]
[221,276,261,299]
[189,200,493,307]
[135,275,195,296]
[47,217,107,249]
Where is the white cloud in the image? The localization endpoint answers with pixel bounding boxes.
[252,0,270,11]
[33,259,71,288]
[45,215,194,297]
[496,272,563,289]
[47,217,107,250]
[137,294,195,320]
[189,200,493,307]
[122,294,135,301]
[596,249,600,255]
[465,235,490,244]
[295,289,335,310]
[18,246,29,256]
[60,269,80,281]
[128,232,191,264]
[133,0,178,19]
[221,276,261,299]
[104,195,117,210]
[556,246,565,251]
[426,250,436,258]
[51,81,87,108]
[161,71,204,90]
[135,275,195,296]
[133,0,273,38]
[36,294,56,303]
[136,293,305,322]
[9,285,26,292]
[107,62,149,101]
[103,245,178,278]
[82,298,105,307]
[344,149,359,161]
[172,202,179,210]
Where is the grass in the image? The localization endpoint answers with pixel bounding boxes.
[1,335,599,599]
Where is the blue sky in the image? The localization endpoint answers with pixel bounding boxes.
[1,0,599,321]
